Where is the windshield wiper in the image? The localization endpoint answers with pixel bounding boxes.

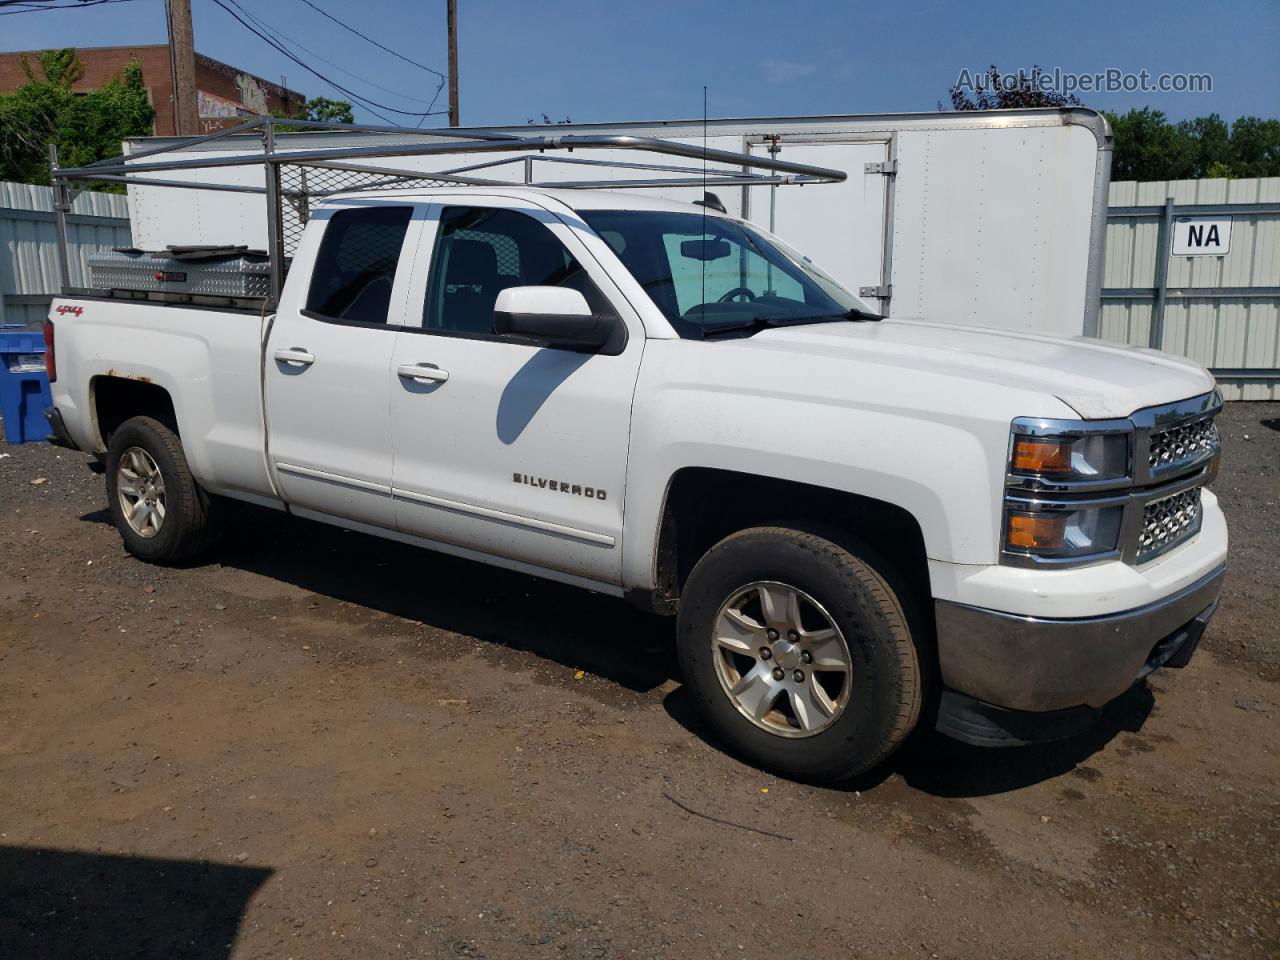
[822,307,882,322]
[846,306,883,322]
[699,308,880,339]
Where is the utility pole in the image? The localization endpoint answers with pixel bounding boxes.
[166,0,199,135]
[447,0,459,126]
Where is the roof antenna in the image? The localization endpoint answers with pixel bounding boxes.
[693,88,726,216]
[700,84,707,314]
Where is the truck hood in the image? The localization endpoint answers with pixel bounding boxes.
[746,318,1215,419]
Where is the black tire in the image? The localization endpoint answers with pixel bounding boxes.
[676,526,922,783]
[105,415,220,564]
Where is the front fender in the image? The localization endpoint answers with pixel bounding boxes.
[621,340,1077,592]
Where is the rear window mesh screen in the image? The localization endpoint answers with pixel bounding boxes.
[306,206,411,323]
[453,229,520,277]
[279,164,449,257]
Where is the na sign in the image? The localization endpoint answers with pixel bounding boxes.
[1172,216,1232,256]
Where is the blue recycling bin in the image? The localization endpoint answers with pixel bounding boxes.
[0,329,53,444]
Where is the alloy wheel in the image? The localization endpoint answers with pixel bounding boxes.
[711,580,853,738]
[117,446,167,539]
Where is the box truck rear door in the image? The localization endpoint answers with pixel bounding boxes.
[747,140,890,315]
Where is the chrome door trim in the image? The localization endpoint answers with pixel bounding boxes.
[275,461,392,496]
[392,485,616,547]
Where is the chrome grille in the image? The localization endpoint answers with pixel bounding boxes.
[1138,486,1202,561]
[1148,417,1220,474]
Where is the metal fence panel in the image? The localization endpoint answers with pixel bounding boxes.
[0,181,131,328]
[1103,177,1280,400]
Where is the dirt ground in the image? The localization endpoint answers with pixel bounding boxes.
[1,403,1276,960]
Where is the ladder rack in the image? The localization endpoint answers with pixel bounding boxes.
[48,116,847,306]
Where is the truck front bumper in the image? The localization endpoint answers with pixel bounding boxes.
[933,563,1225,746]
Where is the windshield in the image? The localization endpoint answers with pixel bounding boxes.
[580,210,875,338]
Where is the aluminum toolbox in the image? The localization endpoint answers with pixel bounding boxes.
[88,247,272,298]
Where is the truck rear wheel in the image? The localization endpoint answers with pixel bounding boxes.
[105,415,220,565]
[676,526,922,783]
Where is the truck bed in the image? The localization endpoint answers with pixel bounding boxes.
[47,294,279,506]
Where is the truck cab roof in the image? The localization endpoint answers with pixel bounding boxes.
[319,185,730,219]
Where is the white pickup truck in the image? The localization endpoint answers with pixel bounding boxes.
[43,186,1227,782]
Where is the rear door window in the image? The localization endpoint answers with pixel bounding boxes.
[306,206,413,324]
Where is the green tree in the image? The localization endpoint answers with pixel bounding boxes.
[1226,116,1280,178]
[1103,108,1280,180]
[271,97,355,126]
[946,65,1082,110]
[1104,107,1195,181]
[302,97,354,124]
[1182,114,1233,173]
[0,48,152,190]
[27,48,84,89]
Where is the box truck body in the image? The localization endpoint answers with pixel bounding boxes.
[122,108,1112,337]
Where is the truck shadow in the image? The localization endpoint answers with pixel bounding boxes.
[215,505,679,695]
[663,680,1156,799]
[0,846,271,960]
[883,682,1156,798]
[82,503,1158,797]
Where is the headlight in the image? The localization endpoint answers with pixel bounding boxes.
[1008,429,1129,485]
[1003,417,1134,567]
[1002,394,1222,568]
[1004,503,1124,561]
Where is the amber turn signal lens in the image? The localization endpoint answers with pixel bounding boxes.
[1011,437,1073,475]
[1006,513,1066,550]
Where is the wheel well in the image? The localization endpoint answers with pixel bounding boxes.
[652,468,931,616]
[91,376,177,448]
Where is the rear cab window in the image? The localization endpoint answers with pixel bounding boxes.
[306,206,413,324]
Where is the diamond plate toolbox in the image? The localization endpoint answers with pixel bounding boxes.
[88,249,272,298]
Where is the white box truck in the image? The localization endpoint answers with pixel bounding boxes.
[119,108,1113,337]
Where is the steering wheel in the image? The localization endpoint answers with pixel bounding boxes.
[717,287,756,303]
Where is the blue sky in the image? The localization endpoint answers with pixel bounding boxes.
[5,0,1277,127]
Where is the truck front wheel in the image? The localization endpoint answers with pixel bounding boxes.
[105,415,220,565]
[676,526,923,783]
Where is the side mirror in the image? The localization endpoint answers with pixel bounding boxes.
[493,286,619,352]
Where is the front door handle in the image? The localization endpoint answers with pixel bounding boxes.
[397,363,450,384]
[274,347,316,367]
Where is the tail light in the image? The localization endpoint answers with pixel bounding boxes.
[43,318,57,383]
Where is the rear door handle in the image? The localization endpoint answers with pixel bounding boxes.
[274,347,315,367]
[397,363,450,384]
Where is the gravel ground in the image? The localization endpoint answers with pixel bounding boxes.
[0,402,1276,960]
[1201,402,1280,680]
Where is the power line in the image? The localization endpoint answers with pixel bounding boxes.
[291,0,447,81]
[216,0,448,120]
[206,0,449,124]
[0,0,136,15]
[227,0,443,109]
[207,0,398,125]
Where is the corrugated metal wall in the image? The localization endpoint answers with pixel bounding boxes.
[1101,177,1280,400]
[0,181,131,328]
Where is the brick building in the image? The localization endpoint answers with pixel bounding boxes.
[0,44,306,135]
